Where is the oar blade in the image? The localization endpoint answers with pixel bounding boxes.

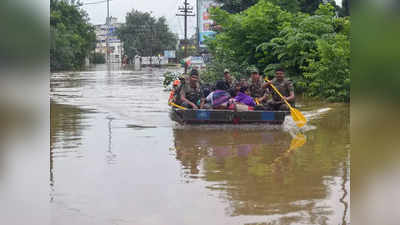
[290,108,307,128]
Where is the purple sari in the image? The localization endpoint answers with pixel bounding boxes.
[234,92,256,106]
[206,90,231,107]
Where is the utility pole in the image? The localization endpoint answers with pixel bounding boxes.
[106,0,110,64]
[196,0,200,51]
[177,0,195,74]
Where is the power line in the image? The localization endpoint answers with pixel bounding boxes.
[82,0,113,5]
[82,0,107,5]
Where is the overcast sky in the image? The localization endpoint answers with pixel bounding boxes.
[81,0,343,39]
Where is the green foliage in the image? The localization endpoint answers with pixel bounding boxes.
[214,0,259,13]
[50,0,96,71]
[207,1,350,102]
[298,0,323,14]
[214,0,330,14]
[201,56,251,83]
[163,71,181,88]
[90,52,106,64]
[117,10,178,60]
[302,33,350,102]
[207,2,292,76]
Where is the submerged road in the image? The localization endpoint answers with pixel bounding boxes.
[50,64,350,225]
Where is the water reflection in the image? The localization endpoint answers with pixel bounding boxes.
[340,152,350,225]
[172,106,349,224]
[173,129,292,178]
[50,102,93,203]
[106,116,117,165]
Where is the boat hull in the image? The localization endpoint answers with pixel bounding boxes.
[170,109,287,125]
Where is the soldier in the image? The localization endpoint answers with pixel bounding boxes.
[223,69,237,88]
[180,69,205,109]
[223,68,238,97]
[265,68,295,111]
[248,67,269,106]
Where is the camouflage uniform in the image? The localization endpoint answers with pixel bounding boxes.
[225,77,238,89]
[248,77,268,99]
[180,82,205,108]
[267,78,295,111]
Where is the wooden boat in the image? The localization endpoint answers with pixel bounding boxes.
[170,108,287,125]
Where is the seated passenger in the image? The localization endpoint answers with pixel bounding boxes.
[231,82,241,97]
[180,69,205,109]
[239,78,248,87]
[223,69,238,97]
[234,86,256,107]
[205,80,231,109]
[201,83,213,98]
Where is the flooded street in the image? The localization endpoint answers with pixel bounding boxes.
[50,64,349,225]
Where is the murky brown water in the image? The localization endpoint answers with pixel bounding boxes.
[50,64,349,225]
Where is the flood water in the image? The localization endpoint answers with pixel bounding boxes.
[50,64,350,225]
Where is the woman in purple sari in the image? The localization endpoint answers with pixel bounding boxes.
[206,80,231,109]
[234,86,256,107]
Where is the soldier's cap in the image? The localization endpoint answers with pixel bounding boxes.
[190,69,199,76]
[224,69,230,74]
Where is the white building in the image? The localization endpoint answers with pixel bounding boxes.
[95,17,124,63]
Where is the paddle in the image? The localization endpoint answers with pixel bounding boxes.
[272,133,306,164]
[265,78,307,128]
[169,102,187,110]
[288,133,306,151]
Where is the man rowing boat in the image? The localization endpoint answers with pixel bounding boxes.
[264,68,295,111]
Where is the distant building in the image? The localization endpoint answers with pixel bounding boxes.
[94,17,124,63]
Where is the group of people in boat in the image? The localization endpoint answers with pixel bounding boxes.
[168,67,295,111]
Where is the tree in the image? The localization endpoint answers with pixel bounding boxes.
[214,0,327,14]
[298,0,323,14]
[50,0,96,71]
[206,1,350,102]
[214,0,259,13]
[117,10,178,61]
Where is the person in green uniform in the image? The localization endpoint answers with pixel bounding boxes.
[180,69,205,109]
[223,69,237,88]
[265,68,295,111]
[248,67,269,106]
[223,69,238,97]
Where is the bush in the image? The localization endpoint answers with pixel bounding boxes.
[207,1,350,102]
[163,71,181,88]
